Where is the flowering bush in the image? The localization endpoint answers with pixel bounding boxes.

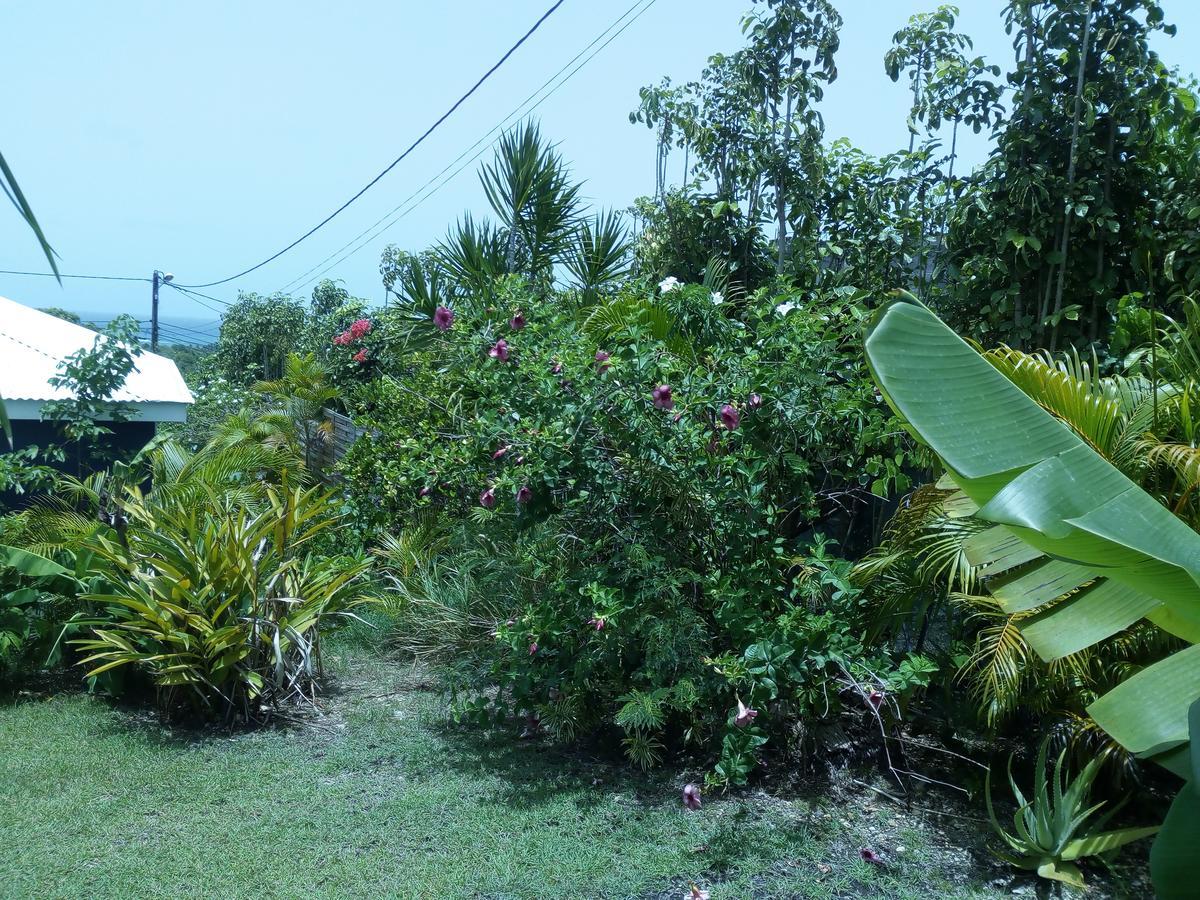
[341,277,916,776]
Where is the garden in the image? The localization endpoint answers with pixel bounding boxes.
[3,1,1200,897]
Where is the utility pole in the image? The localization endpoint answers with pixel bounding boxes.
[150,270,173,352]
[151,270,160,351]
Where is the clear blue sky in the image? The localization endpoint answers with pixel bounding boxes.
[3,0,1197,324]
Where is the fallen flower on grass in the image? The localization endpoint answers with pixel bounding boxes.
[859,848,884,866]
[683,783,701,810]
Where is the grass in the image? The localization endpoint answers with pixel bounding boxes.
[0,624,1003,899]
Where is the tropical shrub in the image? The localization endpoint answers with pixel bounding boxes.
[0,540,85,679]
[70,483,372,721]
[7,439,368,715]
[342,274,915,775]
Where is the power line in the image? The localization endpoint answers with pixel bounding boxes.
[275,0,657,296]
[152,318,216,339]
[176,0,567,290]
[155,327,214,346]
[155,319,220,337]
[276,0,662,296]
[164,281,229,313]
[153,327,206,344]
[0,268,148,282]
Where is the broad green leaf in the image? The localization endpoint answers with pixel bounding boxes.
[1150,784,1200,899]
[1061,826,1159,860]
[1088,644,1200,757]
[963,526,1042,573]
[1,587,41,608]
[988,559,1094,614]
[0,545,68,578]
[864,296,1200,775]
[1022,581,1160,660]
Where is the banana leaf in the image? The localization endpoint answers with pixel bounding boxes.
[863,294,1200,895]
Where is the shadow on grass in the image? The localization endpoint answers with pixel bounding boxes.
[424,716,669,812]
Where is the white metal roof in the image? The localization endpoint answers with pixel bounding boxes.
[0,294,194,422]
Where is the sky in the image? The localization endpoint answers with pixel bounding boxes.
[3,0,1199,336]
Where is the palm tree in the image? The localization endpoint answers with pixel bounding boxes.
[435,213,512,301]
[239,352,337,475]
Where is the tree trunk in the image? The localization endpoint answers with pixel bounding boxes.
[1015,5,1037,347]
[1090,116,1117,343]
[776,35,797,274]
[1049,2,1094,351]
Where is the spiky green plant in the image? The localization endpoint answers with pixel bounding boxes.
[565,209,631,302]
[71,484,373,720]
[986,738,1158,888]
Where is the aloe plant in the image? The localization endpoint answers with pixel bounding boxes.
[986,738,1157,888]
[863,293,1200,897]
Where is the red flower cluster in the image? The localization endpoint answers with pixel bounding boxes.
[332,317,373,348]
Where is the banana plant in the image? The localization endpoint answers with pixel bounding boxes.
[864,293,1200,897]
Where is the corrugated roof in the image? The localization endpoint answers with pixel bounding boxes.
[0,295,194,414]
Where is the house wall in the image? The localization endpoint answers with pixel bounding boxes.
[2,419,157,511]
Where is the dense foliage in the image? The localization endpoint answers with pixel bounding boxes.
[338,272,925,777]
[5,0,1200,891]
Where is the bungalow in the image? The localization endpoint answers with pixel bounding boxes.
[0,294,193,469]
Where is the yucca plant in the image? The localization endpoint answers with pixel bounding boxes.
[71,484,373,721]
[435,213,512,299]
[986,738,1158,888]
[565,209,631,303]
[480,120,581,278]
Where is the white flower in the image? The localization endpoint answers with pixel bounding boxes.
[710,291,724,305]
[658,276,681,294]
[775,301,798,316]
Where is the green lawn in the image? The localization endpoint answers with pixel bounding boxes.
[0,627,1005,899]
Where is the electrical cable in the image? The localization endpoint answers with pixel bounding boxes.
[175,0,566,289]
[0,269,148,282]
[274,0,657,296]
[164,282,229,313]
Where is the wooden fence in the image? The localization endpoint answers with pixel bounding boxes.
[314,407,365,480]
